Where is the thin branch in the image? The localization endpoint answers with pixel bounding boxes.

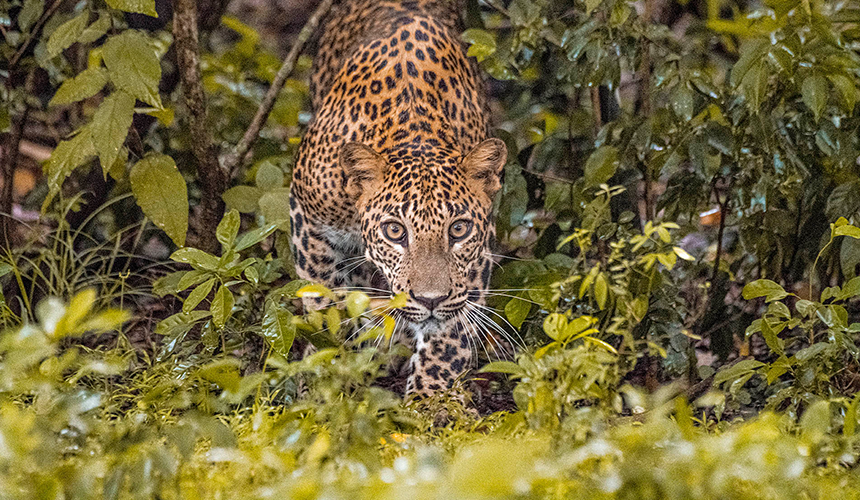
[173,0,226,253]
[9,0,66,69]
[222,0,335,177]
[1,107,30,250]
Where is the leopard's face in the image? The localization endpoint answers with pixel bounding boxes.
[341,139,506,326]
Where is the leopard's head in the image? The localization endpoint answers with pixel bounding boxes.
[340,139,506,324]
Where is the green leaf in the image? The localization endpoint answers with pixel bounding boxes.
[183,278,215,313]
[170,248,220,271]
[672,85,694,121]
[91,91,135,174]
[222,186,263,213]
[346,291,371,318]
[835,224,860,239]
[78,13,111,44]
[543,313,567,341]
[211,284,234,328]
[802,75,828,121]
[478,361,526,377]
[42,129,97,212]
[593,273,608,310]
[234,223,279,252]
[50,67,109,106]
[47,12,89,57]
[103,30,163,108]
[255,161,284,190]
[106,0,158,16]
[713,359,765,386]
[828,74,858,112]
[217,209,241,250]
[742,279,788,302]
[462,29,496,62]
[760,320,784,356]
[258,189,291,229]
[18,0,44,32]
[584,146,619,187]
[845,393,860,437]
[262,301,295,356]
[130,154,188,246]
[504,296,531,330]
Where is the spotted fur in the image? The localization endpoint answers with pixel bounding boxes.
[290,0,506,396]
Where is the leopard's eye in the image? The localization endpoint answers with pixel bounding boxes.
[449,220,473,242]
[382,221,407,243]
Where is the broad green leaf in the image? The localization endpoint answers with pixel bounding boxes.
[584,146,618,187]
[593,273,608,309]
[130,154,188,246]
[183,278,215,313]
[106,0,157,16]
[103,30,163,108]
[828,74,858,112]
[42,129,97,212]
[217,209,241,250]
[18,0,44,32]
[51,67,109,106]
[258,189,290,229]
[234,223,279,251]
[672,85,694,121]
[152,271,186,297]
[760,320,784,356]
[742,279,787,302]
[462,29,496,62]
[346,291,371,318]
[255,162,284,190]
[801,75,828,121]
[296,283,334,300]
[170,248,220,271]
[563,315,596,341]
[262,301,295,356]
[479,361,526,377]
[800,400,831,442]
[53,288,96,338]
[504,296,531,329]
[177,269,212,291]
[835,224,860,239]
[197,359,241,392]
[543,313,567,341]
[222,185,263,213]
[730,39,767,88]
[845,393,860,437]
[91,91,135,174]
[47,12,88,57]
[713,359,765,385]
[78,13,111,44]
[211,284,234,328]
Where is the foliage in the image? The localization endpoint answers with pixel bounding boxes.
[4,0,860,496]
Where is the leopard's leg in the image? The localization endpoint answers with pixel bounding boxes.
[406,320,473,397]
[290,195,366,310]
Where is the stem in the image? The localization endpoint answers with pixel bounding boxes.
[1,107,29,250]
[222,0,335,177]
[590,87,603,134]
[8,0,66,69]
[711,183,729,283]
[173,0,227,254]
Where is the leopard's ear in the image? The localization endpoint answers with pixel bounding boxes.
[340,142,388,199]
[462,138,507,199]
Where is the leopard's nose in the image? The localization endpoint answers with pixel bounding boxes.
[411,291,449,311]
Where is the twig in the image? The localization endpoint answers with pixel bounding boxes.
[222,0,334,178]
[9,0,66,69]
[173,0,227,253]
[1,107,29,250]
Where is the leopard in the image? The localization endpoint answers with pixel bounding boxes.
[289,0,507,397]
